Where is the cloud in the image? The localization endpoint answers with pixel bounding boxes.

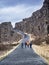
[0,4,43,27]
[0,0,43,8]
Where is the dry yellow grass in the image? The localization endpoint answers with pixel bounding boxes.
[32,44,49,65]
[0,39,22,60]
[0,42,20,60]
[0,44,19,61]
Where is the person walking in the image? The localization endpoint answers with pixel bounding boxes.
[30,42,32,48]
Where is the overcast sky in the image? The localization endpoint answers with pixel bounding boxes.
[0,0,44,27]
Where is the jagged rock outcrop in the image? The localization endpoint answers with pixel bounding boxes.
[0,22,22,44]
[0,22,12,43]
[15,0,49,38]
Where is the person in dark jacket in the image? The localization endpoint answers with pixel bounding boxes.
[30,42,32,48]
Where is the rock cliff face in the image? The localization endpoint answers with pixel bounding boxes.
[0,22,12,43]
[0,22,22,44]
[15,0,49,37]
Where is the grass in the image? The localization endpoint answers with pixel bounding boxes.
[32,44,49,65]
[0,42,19,60]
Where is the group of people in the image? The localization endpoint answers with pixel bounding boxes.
[21,42,32,48]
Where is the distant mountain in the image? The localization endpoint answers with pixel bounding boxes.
[15,0,49,37]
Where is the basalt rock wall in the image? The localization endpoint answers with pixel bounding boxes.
[15,0,49,37]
